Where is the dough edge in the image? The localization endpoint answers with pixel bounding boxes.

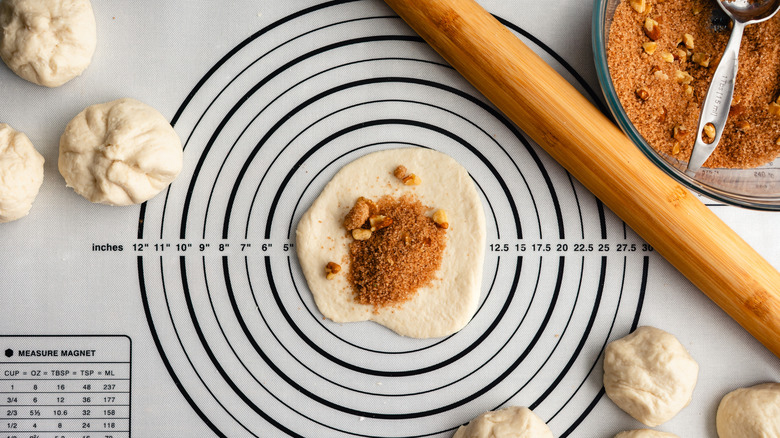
[453,406,553,438]
[0,123,45,222]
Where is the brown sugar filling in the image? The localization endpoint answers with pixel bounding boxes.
[608,0,780,168]
[347,194,446,310]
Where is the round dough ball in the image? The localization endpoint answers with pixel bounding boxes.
[0,124,44,222]
[716,382,780,438]
[58,98,183,206]
[453,406,553,438]
[0,0,96,87]
[603,326,699,427]
[615,430,680,438]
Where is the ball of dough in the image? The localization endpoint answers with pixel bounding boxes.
[0,0,96,87]
[453,406,553,438]
[603,326,699,427]
[0,124,44,222]
[716,382,780,438]
[615,430,680,438]
[58,98,183,206]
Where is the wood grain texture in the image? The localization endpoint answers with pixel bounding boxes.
[383,0,780,357]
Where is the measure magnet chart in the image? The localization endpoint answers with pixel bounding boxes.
[0,336,131,438]
[0,1,778,437]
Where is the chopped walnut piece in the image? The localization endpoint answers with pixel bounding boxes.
[703,123,717,143]
[674,70,693,85]
[432,210,449,229]
[673,124,688,139]
[769,102,780,116]
[643,42,657,54]
[672,141,681,155]
[692,52,710,67]
[650,65,668,80]
[658,107,668,123]
[344,197,372,230]
[682,33,695,49]
[363,197,379,216]
[730,103,746,117]
[635,87,651,100]
[661,51,675,63]
[393,165,407,180]
[630,0,647,13]
[653,70,669,80]
[369,215,393,231]
[402,173,422,186]
[325,262,341,280]
[735,120,750,131]
[683,84,694,96]
[692,4,702,14]
[644,17,661,41]
[674,48,687,62]
[352,228,372,241]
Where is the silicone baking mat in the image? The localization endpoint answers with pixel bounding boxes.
[0,1,778,437]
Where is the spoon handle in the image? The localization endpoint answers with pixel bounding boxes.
[686,21,745,174]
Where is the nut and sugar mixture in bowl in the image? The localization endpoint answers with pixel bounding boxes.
[608,0,780,168]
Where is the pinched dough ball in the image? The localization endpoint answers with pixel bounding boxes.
[0,0,96,87]
[716,383,780,438]
[615,430,680,438]
[0,124,44,222]
[603,326,698,427]
[58,98,183,206]
[453,406,553,438]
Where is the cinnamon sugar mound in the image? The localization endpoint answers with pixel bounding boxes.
[608,0,780,168]
[347,194,446,310]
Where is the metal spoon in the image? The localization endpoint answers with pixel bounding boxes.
[684,0,780,176]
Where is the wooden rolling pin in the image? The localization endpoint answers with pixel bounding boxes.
[383,0,780,357]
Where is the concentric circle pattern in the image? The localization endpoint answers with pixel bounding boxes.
[137,1,651,436]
